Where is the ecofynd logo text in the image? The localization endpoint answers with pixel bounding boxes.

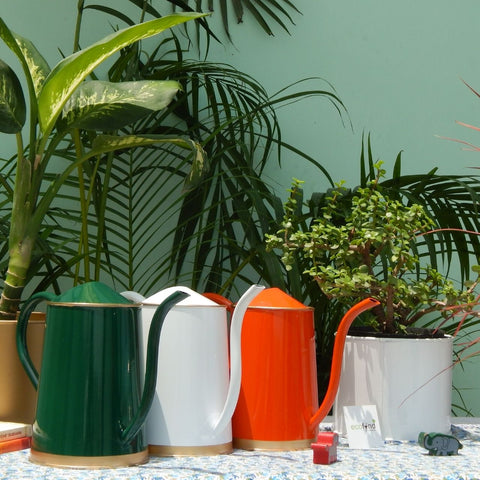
[350,419,377,431]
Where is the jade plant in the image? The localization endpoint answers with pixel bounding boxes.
[266,162,480,335]
[0,12,206,319]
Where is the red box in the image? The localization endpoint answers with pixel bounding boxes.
[311,432,339,465]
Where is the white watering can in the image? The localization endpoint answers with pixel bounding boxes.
[122,284,264,456]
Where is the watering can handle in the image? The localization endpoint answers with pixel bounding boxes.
[121,290,189,445]
[16,291,57,390]
[202,292,235,315]
[204,285,265,434]
[120,291,146,303]
[309,297,381,428]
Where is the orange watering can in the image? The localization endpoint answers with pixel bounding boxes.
[204,288,379,450]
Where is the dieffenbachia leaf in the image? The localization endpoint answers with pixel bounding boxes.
[0,18,50,122]
[0,59,26,133]
[59,80,181,131]
[37,12,207,135]
[13,32,51,97]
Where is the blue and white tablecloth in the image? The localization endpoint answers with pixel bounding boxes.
[1,423,479,480]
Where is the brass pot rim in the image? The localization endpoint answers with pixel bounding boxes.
[244,305,314,312]
[46,302,140,308]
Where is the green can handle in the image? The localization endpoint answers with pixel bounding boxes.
[121,290,188,444]
[16,291,56,390]
[16,289,188,447]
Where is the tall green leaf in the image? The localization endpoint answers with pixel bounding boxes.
[37,12,207,135]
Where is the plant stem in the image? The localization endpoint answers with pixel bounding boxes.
[0,239,35,319]
[0,136,35,318]
[94,153,113,281]
[74,0,85,53]
[72,129,90,282]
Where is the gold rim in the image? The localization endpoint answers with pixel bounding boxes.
[149,442,232,456]
[29,449,148,469]
[233,438,314,451]
[245,305,314,311]
[47,302,139,308]
[142,303,225,308]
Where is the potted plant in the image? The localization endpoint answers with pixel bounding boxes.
[18,1,347,297]
[265,161,480,440]
[0,11,206,423]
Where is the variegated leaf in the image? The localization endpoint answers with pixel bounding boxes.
[0,59,25,133]
[88,134,207,189]
[0,18,48,122]
[89,134,204,161]
[13,33,50,97]
[60,80,180,131]
[37,12,207,135]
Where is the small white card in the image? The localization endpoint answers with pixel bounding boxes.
[343,405,383,449]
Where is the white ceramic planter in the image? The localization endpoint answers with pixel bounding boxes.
[333,334,453,441]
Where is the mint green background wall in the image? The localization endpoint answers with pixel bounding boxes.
[1,1,479,415]
[207,1,480,190]
[208,1,480,416]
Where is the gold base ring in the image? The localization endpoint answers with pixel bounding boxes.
[149,442,232,456]
[29,449,149,469]
[233,437,314,451]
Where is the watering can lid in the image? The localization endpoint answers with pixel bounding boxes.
[50,282,133,305]
[143,286,220,307]
[248,287,311,310]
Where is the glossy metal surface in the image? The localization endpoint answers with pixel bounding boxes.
[32,303,145,457]
[231,289,380,449]
[16,282,186,465]
[148,442,232,456]
[133,285,263,455]
[233,438,314,451]
[232,289,318,446]
[29,449,148,469]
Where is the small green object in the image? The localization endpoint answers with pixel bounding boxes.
[418,432,463,456]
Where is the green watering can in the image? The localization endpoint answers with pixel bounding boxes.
[16,282,188,469]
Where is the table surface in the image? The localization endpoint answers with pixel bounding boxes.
[1,421,480,480]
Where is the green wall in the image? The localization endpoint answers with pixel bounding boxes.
[1,1,479,415]
[208,1,480,189]
[206,1,480,416]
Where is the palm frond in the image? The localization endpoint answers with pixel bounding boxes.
[168,0,300,40]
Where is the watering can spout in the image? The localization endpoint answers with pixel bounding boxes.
[309,297,381,428]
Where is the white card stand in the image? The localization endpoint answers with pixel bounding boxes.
[343,405,384,449]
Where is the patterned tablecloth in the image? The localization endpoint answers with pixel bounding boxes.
[1,423,480,480]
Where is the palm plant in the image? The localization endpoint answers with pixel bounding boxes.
[166,0,300,39]
[57,1,344,297]
[63,3,480,303]
[69,4,480,407]
[0,12,207,319]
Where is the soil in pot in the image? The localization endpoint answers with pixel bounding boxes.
[347,325,447,339]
